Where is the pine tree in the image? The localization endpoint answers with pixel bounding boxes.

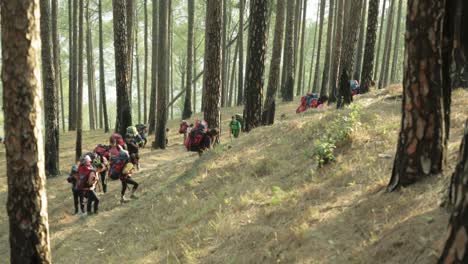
[320,0,335,97]
[353,0,368,81]
[296,0,308,95]
[379,0,395,89]
[243,0,269,132]
[98,0,109,132]
[360,0,380,94]
[86,0,96,130]
[390,0,403,83]
[374,0,387,81]
[1,1,52,260]
[312,0,325,93]
[148,2,158,134]
[69,0,78,131]
[143,0,149,123]
[281,0,296,101]
[203,0,223,129]
[237,0,245,106]
[182,0,195,120]
[52,0,65,132]
[40,0,60,176]
[76,0,84,161]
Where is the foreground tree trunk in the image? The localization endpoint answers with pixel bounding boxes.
[154,0,169,149]
[98,0,109,132]
[320,0,335,96]
[182,0,195,120]
[311,0,325,93]
[40,0,60,177]
[1,1,52,261]
[387,0,448,191]
[336,0,363,108]
[237,0,245,106]
[203,0,222,129]
[281,0,296,101]
[262,0,285,125]
[76,0,84,161]
[243,0,268,132]
[329,0,344,103]
[148,2,158,134]
[439,122,468,263]
[113,0,132,136]
[360,0,380,94]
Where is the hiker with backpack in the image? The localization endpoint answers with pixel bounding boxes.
[109,136,124,160]
[296,93,329,113]
[136,124,148,147]
[94,144,110,193]
[78,155,100,215]
[120,153,140,203]
[67,165,84,215]
[229,116,242,139]
[179,120,192,142]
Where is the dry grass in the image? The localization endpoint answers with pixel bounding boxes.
[0,87,467,263]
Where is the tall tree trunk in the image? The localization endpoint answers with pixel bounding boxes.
[221,0,228,107]
[203,0,223,129]
[360,0,380,94]
[113,0,132,136]
[229,42,239,106]
[262,0,285,125]
[320,0,335,96]
[312,0,325,93]
[168,0,173,120]
[378,0,395,89]
[307,0,321,91]
[86,0,96,130]
[293,0,302,95]
[353,0,368,81]
[126,0,134,98]
[243,0,268,132]
[135,12,142,124]
[336,0,363,108]
[374,0,387,81]
[194,35,198,113]
[52,0,65,133]
[1,1,52,261]
[98,0,109,132]
[148,2,158,134]
[69,0,78,131]
[76,0,84,161]
[154,0,169,148]
[281,0,296,101]
[329,0,344,103]
[296,0,307,96]
[182,0,195,119]
[143,0,148,123]
[387,0,447,191]
[390,0,403,83]
[237,0,245,106]
[41,0,60,176]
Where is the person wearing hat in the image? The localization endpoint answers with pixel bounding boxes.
[67,164,84,215]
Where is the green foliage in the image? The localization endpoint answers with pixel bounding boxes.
[313,104,362,167]
[271,186,287,205]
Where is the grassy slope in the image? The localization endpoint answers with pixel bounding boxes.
[0,88,467,263]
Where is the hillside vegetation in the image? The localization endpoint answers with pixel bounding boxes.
[0,87,467,263]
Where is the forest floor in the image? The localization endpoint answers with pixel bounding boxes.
[0,87,467,263]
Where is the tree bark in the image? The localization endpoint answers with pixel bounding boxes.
[143,0,148,123]
[76,0,84,161]
[311,0,325,93]
[113,0,132,136]
[320,0,335,96]
[40,0,60,176]
[378,0,395,89]
[336,0,363,108]
[228,42,239,107]
[69,0,78,131]
[154,0,169,149]
[1,1,52,261]
[86,0,96,130]
[374,0,387,81]
[148,2,158,134]
[98,0,109,133]
[52,0,65,133]
[135,11,142,124]
[281,0,296,101]
[237,0,245,106]
[390,0,403,84]
[387,0,448,191]
[307,0,321,91]
[329,0,344,103]
[182,0,195,119]
[360,0,379,94]
[203,0,223,129]
[126,0,134,98]
[243,0,268,132]
[262,0,285,125]
[353,0,368,81]
[293,0,302,95]
[296,0,308,96]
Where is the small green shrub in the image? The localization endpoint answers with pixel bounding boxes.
[313,104,362,167]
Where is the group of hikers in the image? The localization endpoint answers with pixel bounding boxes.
[67,124,148,215]
[296,80,362,113]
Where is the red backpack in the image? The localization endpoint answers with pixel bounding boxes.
[111,133,125,147]
[94,144,110,158]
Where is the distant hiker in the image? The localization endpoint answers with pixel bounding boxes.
[296,93,329,113]
[351,80,361,96]
[136,124,148,147]
[67,165,84,215]
[185,120,211,155]
[78,155,100,215]
[203,128,220,151]
[125,134,140,156]
[120,153,140,203]
[234,114,245,132]
[229,115,242,139]
[179,120,192,142]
